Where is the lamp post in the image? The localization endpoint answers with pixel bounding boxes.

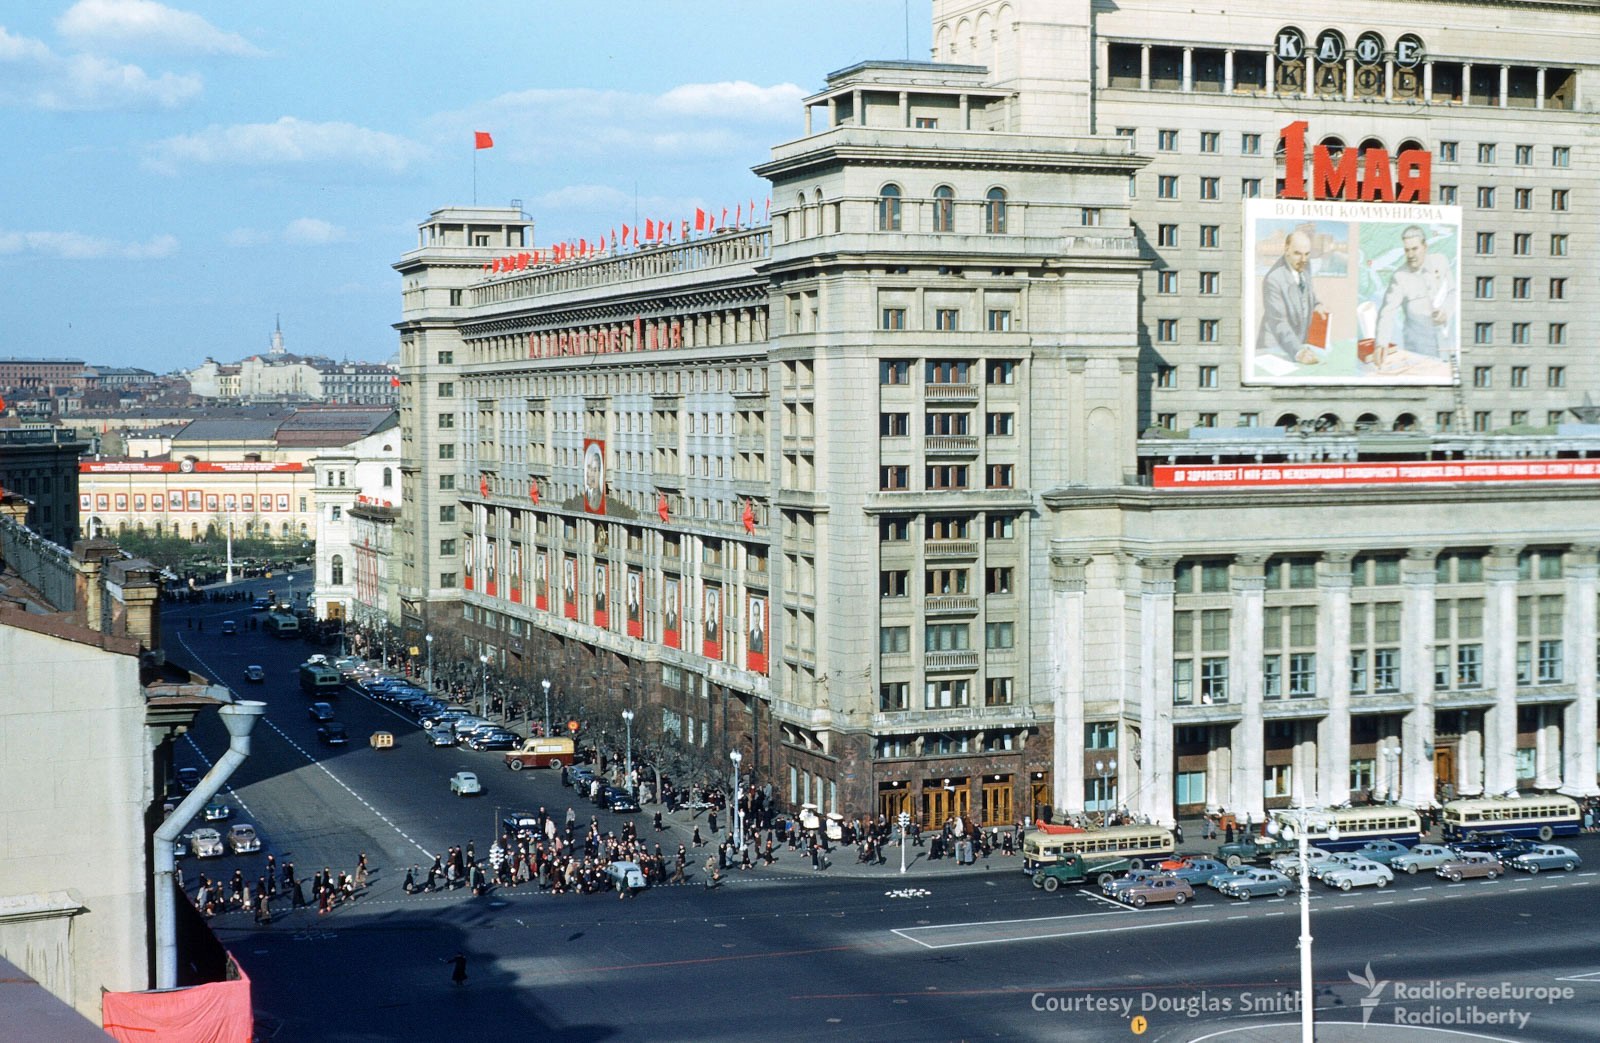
[541,679,551,738]
[730,750,743,842]
[621,709,635,792]
[425,633,434,691]
[1267,805,1340,1043]
[898,810,910,874]
[1094,758,1118,821]
[479,653,489,719]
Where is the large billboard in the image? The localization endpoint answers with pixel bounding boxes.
[1243,198,1460,386]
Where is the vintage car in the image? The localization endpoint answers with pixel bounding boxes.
[202,800,232,822]
[190,828,225,858]
[1118,874,1195,908]
[450,771,483,797]
[1389,844,1458,875]
[227,823,261,854]
[1321,858,1394,891]
[1214,868,1294,899]
[1505,845,1581,874]
[1435,851,1505,881]
[604,860,648,895]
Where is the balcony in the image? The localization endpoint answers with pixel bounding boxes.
[925,539,979,560]
[924,383,978,403]
[925,595,979,616]
[925,650,980,672]
[925,435,979,456]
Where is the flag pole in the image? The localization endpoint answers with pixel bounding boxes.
[473,148,478,205]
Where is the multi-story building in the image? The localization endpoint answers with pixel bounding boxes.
[0,427,88,547]
[0,357,91,393]
[320,361,400,405]
[311,415,401,621]
[394,0,1600,827]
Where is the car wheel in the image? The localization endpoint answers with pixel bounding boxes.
[1405,863,1419,874]
[1275,886,1287,898]
[1132,895,1147,908]
[1097,872,1115,888]
[549,759,563,770]
[509,760,524,771]
[1448,872,1462,882]
[1032,873,1045,889]
[1376,876,1388,889]
[1173,892,1187,905]
[1236,890,1250,901]
[1128,859,1144,871]
[1225,855,1242,869]
[1564,861,1576,872]
[1538,826,1554,842]
[1339,879,1353,891]
[1524,864,1537,875]
[1487,869,1499,880]
[1043,876,1060,893]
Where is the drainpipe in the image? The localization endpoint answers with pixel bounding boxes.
[152,700,265,989]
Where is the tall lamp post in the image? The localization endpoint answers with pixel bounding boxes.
[730,750,743,842]
[1094,758,1118,821]
[425,633,434,691]
[541,679,551,738]
[621,709,635,791]
[1267,805,1340,1043]
[479,653,489,719]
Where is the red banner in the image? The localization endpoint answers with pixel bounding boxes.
[1154,458,1600,489]
[81,460,303,473]
[626,568,643,638]
[562,556,578,620]
[702,584,722,660]
[593,562,610,629]
[534,550,548,611]
[663,576,681,649]
[509,545,522,604]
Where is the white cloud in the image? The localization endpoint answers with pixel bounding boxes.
[656,81,805,121]
[226,218,350,247]
[0,25,199,110]
[0,228,177,260]
[145,116,426,174]
[57,0,262,57]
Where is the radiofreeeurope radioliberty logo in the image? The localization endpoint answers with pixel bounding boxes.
[1348,963,1575,1031]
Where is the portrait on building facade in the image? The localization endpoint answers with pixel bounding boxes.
[1243,198,1459,386]
[582,438,606,514]
[663,576,681,648]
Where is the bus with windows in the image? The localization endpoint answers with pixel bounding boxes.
[265,612,300,638]
[1021,824,1176,873]
[1440,795,1581,842]
[1263,805,1424,852]
[299,662,343,696]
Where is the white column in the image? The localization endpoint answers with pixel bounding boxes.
[1096,39,1110,90]
[1182,48,1193,92]
[1140,45,1151,91]
[1535,707,1561,789]
[1482,546,1521,794]
[1536,68,1546,110]
[1424,62,1434,103]
[1230,555,1268,821]
[1561,546,1598,795]
[1265,53,1276,97]
[1345,56,1355,101]
[898,90,909,128]
[1499,65,1509,108]
[1224,50,1235,93]
[1459,721,1484,796]
[1385,60,1394,101]
[1462,63,1473,105]
[1400,549,1439,807]
[1318,553,1354,804]
[1137,557,1177,825]
[1051,555,1091,815]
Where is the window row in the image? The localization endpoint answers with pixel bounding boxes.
[879,308,1015,332]
[879,566,1016,597]
[1438,141,1572,168]
[1472,232,1568,257]
[878,676,1017,711]
[1470,365,1570,388]
[1437,185,1570,210]
[878,184,1009,233]
[879,621,1017,654]
[879,513,1017,542]
[880,411,1015,437]
[878,464,1016,491]
[879,359,1018,384]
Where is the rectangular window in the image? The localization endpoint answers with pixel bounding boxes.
[986,360,1016,384]
[1553,146,1570,167]
[1241,178,1261,198]
[1550,323,1566,346]
[1173,659,1194,704]
[439,505,456,522]
[1158,224,1178,247]
[880,517,910,541]
[1156,366,1176,389]
[924,624,970,652]
[880,569,909,597]
[1552,189,1570,211]
[1514,233,1532,256]
[1199,225,1219,248]
[1477,143,1496,164]
[1158,129,1179,151]
[879,682,909,711]
[437,350,453,364]
[881,308,907,330]
[985,464,1013,489]
[1241,133,1261,155]
[878,465,909,490]
[1200,131,1219,153]
[1473,366,1492,389]
[439,474,455,490]
[879,626,910,654]
[1475,231,1495,255]
[1513,277,1531,300]
[1263,654,1282,699]
[985,677,1014,706]
[1548,367,1566,388]
[438,381,454,397]
[1514,187,1533,210]
[1157,270,1178,294]
[1550,278,1567,300]
[1511,366,1529,388]
[438,413,455,428]
[1081,207,1102,226]
[985,513,1015,539]
[1200,658,1228,703]
[1374,648,1400,692]
[1157,412,1176,429]
[1473,323,1493,346]
[1198,271,1219,294]
[934,308,960,331]
[880,360,910,384]
[879,412,909,437]
[1551,234,1568,257]
[1198,365,1219,388]
[1476,186,1496,208]
[1475,276,1494,299]
[1289,652,1316,696]
[914,116,937,129]
[1199,177,1219,200]
[1156,319,1178,343]
[439,538,456,555]
[1158,175,1178,199]
[985,412,1014,436]
[925,465,968,489]
[1512,323,1530,345]
[1515,144,1533,165]
[986,309,1013,331]
[1086,721,1117,749]
[985,621,1015,649]
[1438,185,1458,204]
[986,566,1013,594]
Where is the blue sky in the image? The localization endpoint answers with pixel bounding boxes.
[1,1,928,372]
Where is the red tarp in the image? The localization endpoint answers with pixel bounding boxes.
[102,962,252,1043]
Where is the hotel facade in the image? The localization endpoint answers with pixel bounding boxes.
[394,0,1600,827]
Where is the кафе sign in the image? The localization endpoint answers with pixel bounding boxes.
[1273,26,1425,97]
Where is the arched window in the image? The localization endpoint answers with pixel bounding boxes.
[1393,412,1418,432]
[932,185,955,232]
[383,466,393,487]
[281,522,291,538]
[796,193,807,237]
[331,554,345,586]
[877,184,902,231]
[1275,412,1300,429]
[984,187,1008,233]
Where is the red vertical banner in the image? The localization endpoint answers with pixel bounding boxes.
[509,544,522,604]
[663,576,681,649]
[593,562,610,629]
[746,593,768,674]
[534,550,549,611]
[702,583,723,660]
[485,538,498,598]
[463,537,474,591]
[562,555,578,620]
[626,568,643,638]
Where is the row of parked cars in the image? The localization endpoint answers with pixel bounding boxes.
[1092,833,1583,907]
[356,674,521,751]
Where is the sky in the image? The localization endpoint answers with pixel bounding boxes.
[1,1,930,372]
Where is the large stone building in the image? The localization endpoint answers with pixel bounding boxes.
[311,415,402,622]
[393,0,1600,827]
[0,427,88,547]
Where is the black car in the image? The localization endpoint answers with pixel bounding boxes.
[307,701,337,722]
[316,723,349,746]
[175,767,201,793]
[465,731,519,751]
[1453,832,1541,858]
[600,787,640,813]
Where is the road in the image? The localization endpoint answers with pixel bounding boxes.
[164,586,1600,1042]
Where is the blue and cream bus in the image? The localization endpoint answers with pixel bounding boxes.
[1265,805,1424,852]
[1440,795,1581,842]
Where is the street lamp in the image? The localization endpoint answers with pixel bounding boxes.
[621,709,635,792]
[1267,805,1341,1043]
[1094,758,1118,821]
[479,653,489,719]
[541,678,551,738]
[425,633,434,691]
[898,810,910,874]
[730,750,743,842]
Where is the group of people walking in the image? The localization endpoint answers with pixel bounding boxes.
[188,852,369,921]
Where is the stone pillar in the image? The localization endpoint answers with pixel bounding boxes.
[1499,65,1509,108]
[1535,706,1561,789]
[1482,546,1522,795]
[1230,554,1268,821]
[898,90,909,128]
[851,89,863,126]
[1400,548,1440,807]
[1385,60,1394,101]
[1345,56,1355,101]
[1424,62,1434,102]
[1459,718,1484,796]
[1265,53,1275,98]
[1536,68,1546,110]
[1140,45,1150,91]
[1462,63,1473,104]
[1136,556,1177,826]
[1561,545,1598,795]
[1051,554,1091,815]
[1223,50,1234,93]
[1182,48,1193,92]
[1317,552,1354,804]
[959,93,970,129]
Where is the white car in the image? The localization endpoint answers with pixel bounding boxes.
[450,771,483,797]
[1309,851,1366,882]
[1321,858,1394,891]
[1270,846,1334,877]
[191,828,225,858]
[1389,843,1458,875]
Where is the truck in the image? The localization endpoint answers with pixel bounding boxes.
[1030,852,1139,891]
[503,737,575,771]
[1216,835,1298,869]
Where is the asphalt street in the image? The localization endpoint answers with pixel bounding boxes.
[164,586,1600,1042]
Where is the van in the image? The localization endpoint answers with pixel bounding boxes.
[504,737,576,771]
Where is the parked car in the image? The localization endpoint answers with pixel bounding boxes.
[316,723,349,746]
[421,711,472,730]
[1118,875,1195,908]
[332,655,365,676]
[1309,851,1367,882]
[1271,847,1334,877]
[1032,853,1138,891]
[604,860,648,894]
[426,725,457,747]
[565,766,597,789]
[1390,843,1458,875]
[1505,845,1581,874]
[251,597,270,611]
[308,702,337,722]
[1156,856,1231,887]
[601,787,640,812]
[450,771,483,796]
[1351,840,1412,866]
[1452,832,1540,859]
[220,620,238,635]
[1321,859,1394,891]
[202,800,232,822]
[465,731,519,752]
[1435,851,1505,881]
[1215,867,1294,900]
[1102,869,1164,899]
[243,665,266,683]
[175,767,200,794]
[227,823,261,854]
[190,828,225,858]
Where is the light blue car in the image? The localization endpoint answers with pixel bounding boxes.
[1215,867,1294,899]
[1158,857,1232,887]
[1506,845,1581,874]
[1351,840,1411,866]
[1389,843,1457,875]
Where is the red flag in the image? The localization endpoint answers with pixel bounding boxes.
[694,208,707,231]
[657,493,670,524]
[529,479,540,505]
[579,238,588,255]
[474,131,494,149]
[680,220,688,240]
[389,375,401,388]
[735,204,742,226]
[644,219,655,240]
[621,224,631,245]
[764,197,771,217]
[742,499,756,534]
[720,207,728,228]
[479,475,489,498]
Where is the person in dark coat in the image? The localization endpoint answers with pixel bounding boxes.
[444,953,468,986]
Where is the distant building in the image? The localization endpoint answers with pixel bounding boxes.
[310,416,402,623]
[185,323,396,404]
[0,427,89,547]
[0,357,90,392]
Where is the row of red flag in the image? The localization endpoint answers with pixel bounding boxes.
[482,200,772,274]
[477,472,756,533]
